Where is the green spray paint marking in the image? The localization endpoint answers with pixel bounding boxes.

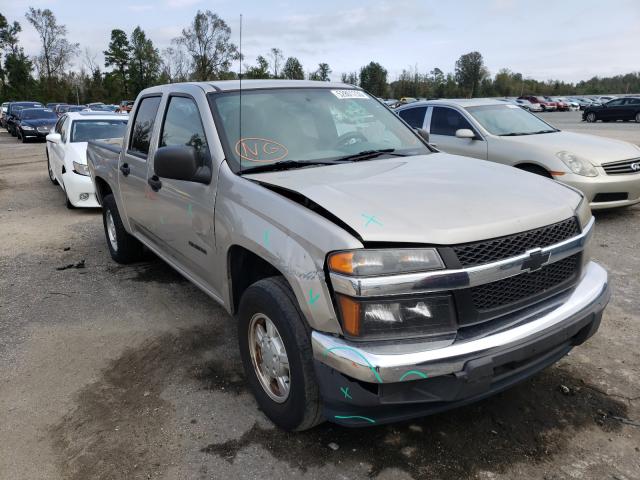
[187,204,193,217]
[309,288,320,305]
[335,415,376,424]
[361,213,382,227]
[399,370,428,381]
[323,346,382,383]
[340,387,352,400]
[263,230,270,247]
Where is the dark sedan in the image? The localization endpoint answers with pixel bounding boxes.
[5,101,44,135]
[583,97,640,123]
[15,108,58,142]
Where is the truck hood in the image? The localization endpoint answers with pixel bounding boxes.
[246,153,582,245]
[501,131,640,166]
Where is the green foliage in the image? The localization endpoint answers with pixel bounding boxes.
[359,62,388,97]
[104,29,131,94]
[454,51,489,98]
[128,26,161,96]
[283,57,304,80]
[244,55,270,79]
[309,63,331,82]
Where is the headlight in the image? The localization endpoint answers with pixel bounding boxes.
[556,151,598,177]
[21,125,34,130]
[328,248,444,277]
[72,161,90,176]
[336,294,456,340]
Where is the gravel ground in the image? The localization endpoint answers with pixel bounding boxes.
[1,114,639,480]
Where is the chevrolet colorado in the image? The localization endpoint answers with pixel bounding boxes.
[87,80,609,431]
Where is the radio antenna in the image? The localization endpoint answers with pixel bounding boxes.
[238,13,243,174]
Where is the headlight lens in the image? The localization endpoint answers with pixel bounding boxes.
[556,151,598,177]
[328,249,444,276]
[336,294,456,340]
[72,161,90,176]
[21,125,34,130]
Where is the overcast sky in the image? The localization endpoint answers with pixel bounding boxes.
[3,0,640,82]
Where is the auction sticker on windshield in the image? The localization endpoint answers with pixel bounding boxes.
[331,90,369,99]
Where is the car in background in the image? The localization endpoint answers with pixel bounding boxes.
[519,96,557,111]
[395,98,640,209]
[568,97,594,110]
[46,102,65,110]
[0,102,9,128]
[583,97,640,123]
[514,98,543,112]
[553,97,579,111]
[5,101,44,135]
[595,95,617,104]
[545,96,569,111]
[46,112,129,208]
[57,105,88,115]
[116,100,134,113]
[54,104,69,116]
[15,107,58,142]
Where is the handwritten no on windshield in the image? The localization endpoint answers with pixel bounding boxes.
[235,137,288,163]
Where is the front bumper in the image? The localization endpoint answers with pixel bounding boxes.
[62,170,100,208]
[558,171,640,210]
[312,261,609,426]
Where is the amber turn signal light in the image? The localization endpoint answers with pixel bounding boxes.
[328,252,354,275]
[336,295,360,336]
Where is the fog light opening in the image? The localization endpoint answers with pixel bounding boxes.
[79,193,90,201]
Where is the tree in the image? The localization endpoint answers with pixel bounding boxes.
[176,10,239,81]
[1,15,33,99]
[244,55,270,79]
[359,61,387,97]
[161,45,189,83]
[341,71,359,85]
[268,48,284,78]
[454,51,488,98]
[104,29,131,95]
[309,63,331,82]
[25,8,79,84]
[128,26,161,95]
[282,57,304,80]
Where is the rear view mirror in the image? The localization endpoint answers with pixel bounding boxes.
[415,127,430,143]
[47,133,61,144]
[154,145,212,184]
[455,129,476,139]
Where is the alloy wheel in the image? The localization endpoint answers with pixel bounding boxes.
[105,209,118,252]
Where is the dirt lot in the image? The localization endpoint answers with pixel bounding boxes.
[1,112,639,480]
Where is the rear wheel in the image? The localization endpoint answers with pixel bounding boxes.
[238,276,323,431]
[102,194,144,264]
[46,151,58,185]
[586,112,597,123]
[635,112,640,123]
[20,130,28,143]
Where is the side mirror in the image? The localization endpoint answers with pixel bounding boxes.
[455,128,476,139]
[154,145,212,184]
[47,133,61,144]
[415,127,430,143]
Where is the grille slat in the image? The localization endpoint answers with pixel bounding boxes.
[452,217,579,267]
[602,158,640,175]
[469,254,580,311]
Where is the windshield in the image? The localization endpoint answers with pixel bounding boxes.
[210,88,429,172]
[70,119,128,142]
[21,109,57,120]
[466,104,558,136]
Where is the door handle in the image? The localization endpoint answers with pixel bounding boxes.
[120,163,130,176]
[148,175,162,192]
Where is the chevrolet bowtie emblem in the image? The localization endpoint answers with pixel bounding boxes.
[521,249,551,272]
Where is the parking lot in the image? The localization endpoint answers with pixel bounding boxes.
[0,110,639,480]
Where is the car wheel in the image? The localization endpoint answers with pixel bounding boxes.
[46,152,58,186]
[635,112,640,123]
[102,194,144,264]
[238,276,323,431]
[586,112,597,123]
[20,131,27,143]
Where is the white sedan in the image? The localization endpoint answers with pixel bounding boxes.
[395,99,640,210]
[46,112,128,208]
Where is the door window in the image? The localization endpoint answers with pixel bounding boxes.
[60,117,70,143]
[398,107,427,128]
[606,99,624,107]
[430,107,475,136]
[129,96,161,158]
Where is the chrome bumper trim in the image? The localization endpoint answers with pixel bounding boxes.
[313,261,609,383]
[330,217,594,298]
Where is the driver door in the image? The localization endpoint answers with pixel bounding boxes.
[427,106,488,159]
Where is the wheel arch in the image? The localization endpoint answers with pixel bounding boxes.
[514,161,554,178]
[93,176,113,206]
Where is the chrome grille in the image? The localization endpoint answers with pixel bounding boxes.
[452,217,579,267]
[602,158,640,175]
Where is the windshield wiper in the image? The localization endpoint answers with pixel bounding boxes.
[334,149,408,163]
[239,159,336,175]
[499,129,558,137]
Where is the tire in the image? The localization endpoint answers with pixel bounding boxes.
[586,112,597,123]
[46,151,58,185]
[20,131,27,143]
[516,164,553,179]
[635,112,640,123]
[101,193,144,264]
[238,276,323,431]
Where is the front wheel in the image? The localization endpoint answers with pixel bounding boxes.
[47,152,58,185]
[101,194,144,264]
[635,112,640,123]
[238,277,323,431]
[586,112,597,123]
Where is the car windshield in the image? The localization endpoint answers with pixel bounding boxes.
[210,87,430,173]
[20,108,57,120]
[466,104,558,136]
[70,119,128,142]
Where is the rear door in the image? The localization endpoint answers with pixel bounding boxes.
[397,106,427,129]
[427,106,488,159]
[601,98,624,120]
[118,95,162,236]
[147,94,217,287]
